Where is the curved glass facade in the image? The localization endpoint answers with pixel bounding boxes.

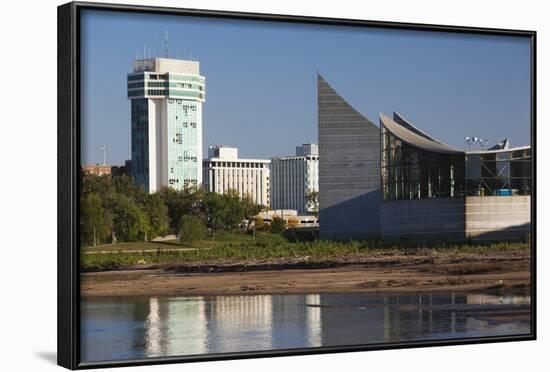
[381,126,464,201]
[381,125,532,201]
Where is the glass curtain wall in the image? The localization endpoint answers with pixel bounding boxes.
[381,126,465,201]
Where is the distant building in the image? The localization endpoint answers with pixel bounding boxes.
[82,164,112,176]
[203,146,270,207]
[127,57,206,193]
[295,143,319,157]
[111,160,132,177]
[270,144,319,214]
[255,209,318,228]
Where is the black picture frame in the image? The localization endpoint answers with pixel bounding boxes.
[58,1,537,369]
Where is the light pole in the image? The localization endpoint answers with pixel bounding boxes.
[465,137,488,151]
[100,144,107,165]
[465,137,476,151]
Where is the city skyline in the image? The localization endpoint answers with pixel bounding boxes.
[81,9,531,166]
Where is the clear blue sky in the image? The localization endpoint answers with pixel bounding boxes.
[81,9,531,165]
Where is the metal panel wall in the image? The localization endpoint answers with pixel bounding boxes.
[317,74,381,239]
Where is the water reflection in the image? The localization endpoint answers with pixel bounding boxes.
[81,293,530,363]
[207,295,274,352]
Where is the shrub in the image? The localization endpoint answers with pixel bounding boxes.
[270,216,286,234]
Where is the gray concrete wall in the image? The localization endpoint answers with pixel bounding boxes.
[465,196,531,240]
[381,196,531,242]
[381,198,466,241]
[317,74,381,240]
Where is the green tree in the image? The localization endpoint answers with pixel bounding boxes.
[203,190,243,232]
[223,189,244,228]
[270,216,286,234]
[160,187,204,232]
[241,194,263,220]
[306,190,320,217]
[81,171,114,199]
[108,194,150,241]
[113,174,148,202]
[179,215,207,246]
[80,192,111,246]
[144,193,169,240]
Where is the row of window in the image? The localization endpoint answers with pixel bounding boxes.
[128,90,204,99]
[206,162,268,169]
[168,101,197,109]
[129,81,204,90]
[128,73,205,83]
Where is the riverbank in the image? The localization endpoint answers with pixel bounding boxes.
[81,250,530,297]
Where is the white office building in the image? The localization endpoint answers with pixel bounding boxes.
[270,144,319,214]
[127,58,205,193]
[203,146,270,206]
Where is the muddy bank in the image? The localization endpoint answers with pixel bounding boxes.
[81,253,531,297]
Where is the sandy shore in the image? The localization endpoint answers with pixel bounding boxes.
[81,252,531,297]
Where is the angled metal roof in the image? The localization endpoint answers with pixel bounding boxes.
[393,112,443,144]
[380,113,464,155]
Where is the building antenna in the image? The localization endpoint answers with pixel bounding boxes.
[164,31,169,58]
[143,44,146,60]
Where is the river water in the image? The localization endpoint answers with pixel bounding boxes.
[81,293,530,363]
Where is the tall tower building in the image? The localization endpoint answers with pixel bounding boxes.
[127,58,206,193]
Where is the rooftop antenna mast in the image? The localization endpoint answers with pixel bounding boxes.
[164,31,169,58]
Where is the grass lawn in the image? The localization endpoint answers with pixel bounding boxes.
[80,231,529,272]
[81,231,287,253]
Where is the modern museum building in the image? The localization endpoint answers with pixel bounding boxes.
[317,74,531,242]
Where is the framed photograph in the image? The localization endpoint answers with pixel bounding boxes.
[58,1,536,369]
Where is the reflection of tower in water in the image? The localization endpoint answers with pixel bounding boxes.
[306,295,322,347]
[145,298,162,357]
[204,295,323,353]
[144,297,208,357]
[206,295,274,352]
[165,297,207,356]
